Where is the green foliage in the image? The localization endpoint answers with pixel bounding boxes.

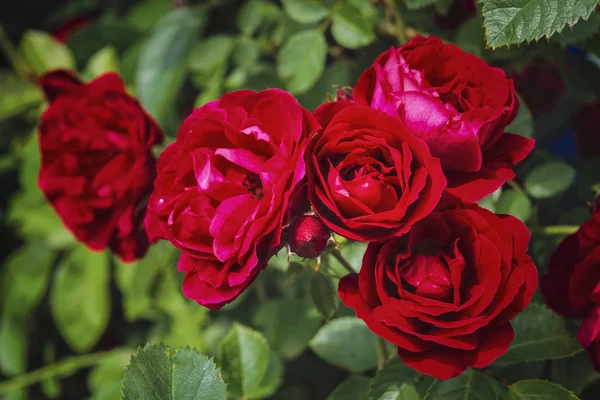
[481,0,600,48]
[509,380,580,399]
[369,357,434,399]
[525,161,576,199]
[282,0,329,24]
[507,95,534,138]
[121,343,226,400]
[89,349,132,400]
[404,0,440,10]
[50,246,110,353]
[496,303,582,366]
[425,369,508,400]
[136,9,206,129]
[310,317,379,373]
[310,272,338,320]
[331,3,376,49]
[494,189,532,223]
[19,30,75,74]
[329,375,371,400]
[0,71,43,120]
[218,324,283,399]
[83,46,119,80]
[278,30,327,94]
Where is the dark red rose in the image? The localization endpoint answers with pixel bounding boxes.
[52,16,93,43]
[339,200,537,379]
[434,0,477,30]
[541,210,600,370]
[145,89,320,309]
[353,36,534,202]
[511,60,566,117]
[285,215,331,259]
[572,100,600,160]
[307,103,446,242]
[38,70,163,262]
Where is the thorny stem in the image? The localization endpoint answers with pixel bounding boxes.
[0,350,121,394]
[506,180,526,196]
[331,250,356,275]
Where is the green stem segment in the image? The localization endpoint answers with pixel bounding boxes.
[0,350,117,395]
[330,250,355,275]
[376,337,390,370]
[536,225,580,236]
[385,0,408,45]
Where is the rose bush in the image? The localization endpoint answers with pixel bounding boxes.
[339,199,538,379]
[145,89,319,309]
[353,36,534,202]
[541,209,600,369]
[38,70,163,261]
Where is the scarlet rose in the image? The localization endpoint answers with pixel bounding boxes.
[38,70,163,262]
[511,60,565,117]
[307,103,446,242]
[353,36,534,202]
[339,200,538,379]
[145,89,319,309]
[541,210,600,369]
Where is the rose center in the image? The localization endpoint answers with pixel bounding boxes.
[399,254,453,302]
[243,172,264,200]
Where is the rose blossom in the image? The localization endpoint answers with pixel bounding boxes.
[339,199,537,379]
[541,209,600,370]
[145,89,319,309]
[307,103,446,242]
[38,70,163,261]
[353,36,534,202]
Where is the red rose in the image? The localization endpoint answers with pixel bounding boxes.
[511,60,566,117]
[38,70,162,262]
[353,36,534,202]
[307,103,446,242]
[145,89,319,309]
[339,200,537,379]
[541,210,600,369]
[572,100,600,160]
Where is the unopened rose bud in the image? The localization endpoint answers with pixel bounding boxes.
[285,215,331,259]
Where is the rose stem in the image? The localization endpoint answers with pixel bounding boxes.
[376,337,390,370]
[330,250,356,274]
[0,349,120,394]
[535,225,580,236]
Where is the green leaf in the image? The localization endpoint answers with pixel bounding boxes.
[0,71,43,120]
[551,352,599,395]
[121,343,227,400]
[297,60,352,110]
[232,37,261,68]
[481,0,600,49]
[506,95,534,138]
[329,375,371,400]
[404,0,440,10]
[552,12,600,44]
[426,369,508,400]
[509,380,580,400]
[219,324,283,399]
[254,298,322,359]
[20,30,75,75]
[189,35,235,74]
[50,246,110,353]
[311,273,338,320]
[126,0,172,32]
[136,9,206,129]
[84,46,119,80]
[278,30,327,94]
[369,357,434,400]
[456,17,486,57]
[115,241,178,321]
[282,0,329,23]
[524,161,576,199]
[494,189,532,223]
[325,241,368,275]
[310,317,378,373]
[495,303,582,366]
[89,349,132,400]
[478,187,503,213]
[331,4,376,49]
[237,0,282,36]
[0,318,26,376]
